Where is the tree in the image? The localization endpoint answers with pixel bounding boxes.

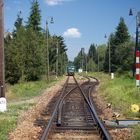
[104,17,131,73]
[24,28,46,81]
[97,44,106,71]
[49,35,68,75]
[27,0,41,32]
[115,17,130,45]
[5,13,26,84]
[4,1,68,84]
[104,33,117,72]
[87,58,97,72]
[74,49,86,71]
[87,44,97,63]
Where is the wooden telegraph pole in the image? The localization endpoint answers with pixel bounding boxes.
[0,0,5,98]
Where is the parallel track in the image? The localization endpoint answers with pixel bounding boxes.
[39,75,111,140]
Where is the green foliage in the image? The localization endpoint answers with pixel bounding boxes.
[74,49,86,71]
[49,36,68,75]
[88,72,140,139]
[87,44,97,63]
[115,42,134,72]
[87,58,97,71]
[0,103,34,140]
[27,0,41,32]
[132,125,140,140]
[97,44,106,71]
[4,1,68,84]
[115,17,130,45]
[24,28,45,81]
[104,17,133,73]
[88,72,140,117]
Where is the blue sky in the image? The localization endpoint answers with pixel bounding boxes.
[4,0,140,61]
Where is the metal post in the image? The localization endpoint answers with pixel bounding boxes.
[136,13,139,95]
[96,45,99,72]
[136,14,139,51]
[56,41,58,78]
[81,48,84,71]
[0,0,5,97]
[97,47,99,72]
[85,54,87,73]
[46,21,49,82]
[105,34,111,74]
[108,39,111,74]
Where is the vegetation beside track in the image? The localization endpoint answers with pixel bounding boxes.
[0,77,63,140]
[86,72,140,140]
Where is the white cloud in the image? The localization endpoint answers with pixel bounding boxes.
[63,28,81,38]
[45,0,72,6]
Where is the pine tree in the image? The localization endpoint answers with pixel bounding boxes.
[74,49,86,71]
[87,44,97,63]
[104,18,131,73]
[5,13,26,84]
[27,0,41,32]
[115,17,130,45]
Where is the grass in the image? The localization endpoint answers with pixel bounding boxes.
[0,103,34,140]
[88,72,140,117]
[132,125,140,140]
[6,77,61,101]
[87,72,140,140]
[0,76,64,140]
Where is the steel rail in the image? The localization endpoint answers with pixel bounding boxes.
[57,86,77,126]
[73,76,111,140]
[57,75,90,126]
[40,76,70,140]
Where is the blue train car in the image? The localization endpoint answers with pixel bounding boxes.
[67,65,75,76]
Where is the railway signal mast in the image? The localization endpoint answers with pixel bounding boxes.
[0,0,6,112]
[129,9,140,95]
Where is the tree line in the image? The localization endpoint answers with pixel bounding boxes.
[74,17,135,74]
[4,1,68,84]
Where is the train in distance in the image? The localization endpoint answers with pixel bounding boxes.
[67,65,75,76]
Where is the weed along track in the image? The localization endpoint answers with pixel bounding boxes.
[37,76,111,140]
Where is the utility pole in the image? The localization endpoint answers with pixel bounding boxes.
[0,0,5,97]
[108,40,111,74]
[46,17,54,82]
[105,34,111,74]
[46,21,49,82]
[85,54,87,74]
[0,0,6,112]
[56,41,59,78]
[96,44,99,72]
[81,48,84,71]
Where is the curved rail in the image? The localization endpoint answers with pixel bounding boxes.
[57,75,90,126]
[73,76,111,140]
[57,86,77,126]
[40,75,111,140]
[40,76,70,140]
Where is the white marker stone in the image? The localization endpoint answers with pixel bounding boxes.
[111,73,114,79]
[0,97,7,112]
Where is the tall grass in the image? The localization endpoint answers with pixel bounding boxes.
[6,77,61,101]
[88,72,140,118]
[87,72,140,140]
[0,76,63,140]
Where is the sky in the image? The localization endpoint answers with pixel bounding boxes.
[4,0,140,61]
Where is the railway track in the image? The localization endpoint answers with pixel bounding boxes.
[38,75,111,140]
